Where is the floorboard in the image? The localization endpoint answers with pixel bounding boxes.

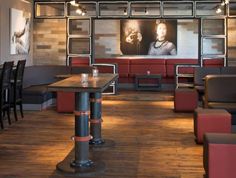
[0,91,204,178]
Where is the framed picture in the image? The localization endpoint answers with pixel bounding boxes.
[10,8,31,55]
[120,19,177,55]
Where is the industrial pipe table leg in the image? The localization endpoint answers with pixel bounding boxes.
[89,92,115,148]
[56,92,105,175]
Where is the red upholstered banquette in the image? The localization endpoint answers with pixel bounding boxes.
[69,57,224,84]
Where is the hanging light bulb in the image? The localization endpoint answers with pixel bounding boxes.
[70,0,78,7]
[225,0,229,5]
[221,1,225,6]
[123,8,127,15]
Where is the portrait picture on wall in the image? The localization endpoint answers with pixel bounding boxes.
[10,8,31,55]
[120,19,177,55]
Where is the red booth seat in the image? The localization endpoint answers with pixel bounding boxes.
[57,92,75,113]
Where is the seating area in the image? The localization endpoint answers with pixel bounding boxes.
[71,57,224,85]
[1,0,236,177]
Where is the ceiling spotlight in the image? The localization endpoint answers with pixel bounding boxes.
[123,8,127,15]
[216,6,222,14]
[144,8,148,15]
[76,8,82,15]
[70,0,79,7]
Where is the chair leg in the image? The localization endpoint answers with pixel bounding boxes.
[13,104,18,121]
[7,107,11,125]
[0,112,4,129]
[19,102,24,118]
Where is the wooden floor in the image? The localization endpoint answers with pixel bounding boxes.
[0,91,204,178]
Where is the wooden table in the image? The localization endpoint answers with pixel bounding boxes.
[48,73,118,175]
[135,74,162,91]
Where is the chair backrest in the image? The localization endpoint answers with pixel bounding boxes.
[194,67,221,86]
[1,61,14,89]
[14,60,26,85]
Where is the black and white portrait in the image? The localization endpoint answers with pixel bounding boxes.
[10,8,31,55]
[120,19,177,55]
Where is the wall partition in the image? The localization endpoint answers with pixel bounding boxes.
[34,0,235,67]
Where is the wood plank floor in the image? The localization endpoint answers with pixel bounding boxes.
[0,91,204,178]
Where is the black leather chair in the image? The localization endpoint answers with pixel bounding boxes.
[0,61,14,129]
[11,60,26,121]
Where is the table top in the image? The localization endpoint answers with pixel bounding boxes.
[48,73,118,93]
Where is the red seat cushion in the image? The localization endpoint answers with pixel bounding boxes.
[174,88,198,112]
[194,108,231,143]
[57,91,74,113]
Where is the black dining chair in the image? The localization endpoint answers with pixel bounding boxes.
[0,61,14,129]
[11,60,26,121]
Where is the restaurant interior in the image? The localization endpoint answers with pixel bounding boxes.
[0,0,236,177]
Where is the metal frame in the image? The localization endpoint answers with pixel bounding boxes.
[65,1,97,18]
[67,37,91,56]
[91,63,118,95]
[162,1,194,18]
[34,1,65,19]
[195,1,227,17]
[98,1,129,18]
[130,1,161,18]
[67,18,91,37]
[175,64,200,88]
[201,17,226,36]
[33,0,234,87]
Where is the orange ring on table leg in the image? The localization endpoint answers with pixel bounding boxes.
[74,135,92,142]
[74,110,90,116]
[89,119,103,124]
[90,98,102,103]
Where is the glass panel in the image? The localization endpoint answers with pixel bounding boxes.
[99,3,128,16]
[67,3,96,17]
[229,2,236,16]
[131,2,161,16]
[68,38,90,54]
[68,19,90,36]
[202,38,225,55]
[163,2,193,16]
[196,2,225,16]
[35,3,65,17]
[202,19,225,35]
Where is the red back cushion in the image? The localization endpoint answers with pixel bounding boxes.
[95,58,129,77]
[71,57,90,66]
[129,59,166,77]
[166,59,198,77]
[203,59,224,67]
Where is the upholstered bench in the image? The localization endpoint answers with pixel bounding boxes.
[194,108,231,144]
[203,133,236,178]
[174,88,198,112]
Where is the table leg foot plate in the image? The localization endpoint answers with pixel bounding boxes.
[56,149,105,176]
